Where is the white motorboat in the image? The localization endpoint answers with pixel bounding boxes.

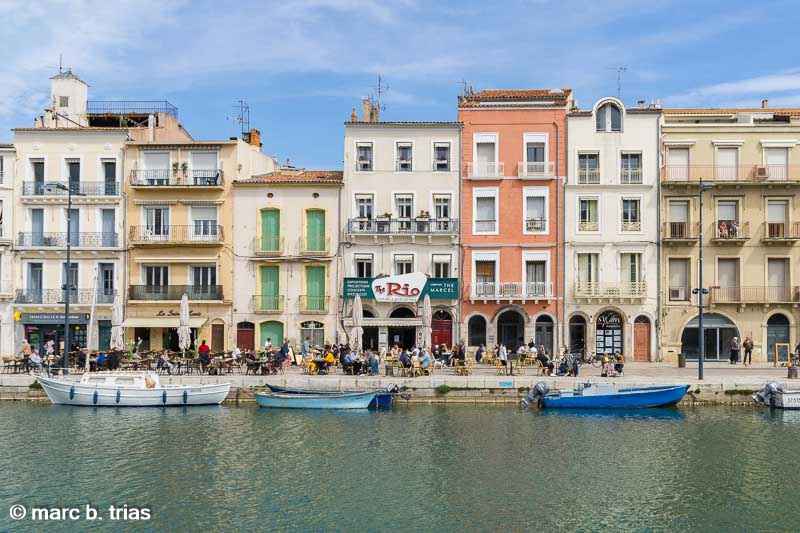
[37,371,231,407]
[754,382,800,410]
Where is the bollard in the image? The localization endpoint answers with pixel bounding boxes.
[788,366,798,379]
[678,353,686,368]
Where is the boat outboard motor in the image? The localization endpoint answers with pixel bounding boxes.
[385,384,400,394]
[521,381,550,408]
[753,382,782,406]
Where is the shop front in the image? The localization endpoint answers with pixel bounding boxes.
[21,313,89,355]
[123,316,208,352]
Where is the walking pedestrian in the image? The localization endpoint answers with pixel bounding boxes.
[742,336,754,366]
[729,336,740,364]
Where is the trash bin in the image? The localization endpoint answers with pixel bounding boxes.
[678,353,686,368]
[788,366,798,379]
[385,364,395,377]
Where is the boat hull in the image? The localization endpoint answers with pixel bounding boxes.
[255,391,381,409]
[774,391,800,410]
[37,375,231,407]
[540,385,689,409]
[266,385,394,406]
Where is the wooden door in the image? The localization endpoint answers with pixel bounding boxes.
[237,324,255,351]
[212,324,224,352]
[633,322,650,361]
[431,320,452,347]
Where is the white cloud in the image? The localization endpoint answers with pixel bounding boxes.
[664,69,800,106]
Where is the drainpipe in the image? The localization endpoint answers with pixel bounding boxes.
[555,118,564,354]
[655,114,662,362]
[457,124,463,344]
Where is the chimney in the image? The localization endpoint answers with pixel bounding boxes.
[637,100,645,109]
[361,98,379,123]
[350,107,357,122]
[147,114,156,142]
[244,128,262,148]
[762,99,769,109]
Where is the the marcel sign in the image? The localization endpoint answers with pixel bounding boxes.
[343,273,458,301]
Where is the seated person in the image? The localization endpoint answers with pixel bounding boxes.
[96,352,108,370]
[107,350,120,371]
[410,352,421,374]
[614,352,625,376]
[157,350,173,375]
[557,359,569,376]
[601,353,614,377]
[536,352,554,375]
[420,350,432,373]
[342,351,355,374]
[30,350,44,374]
[399,350,412,369]
[368,350,379,375]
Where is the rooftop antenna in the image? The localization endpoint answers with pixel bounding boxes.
[228,99,250,137]
[47,54,69,74]
[607,65,628,98]
[458,79,468,97]
[373,75,388,113]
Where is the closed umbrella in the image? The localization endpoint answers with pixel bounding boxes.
[178,293,192,355]
[421,294,432,350]
[110,290,125,351]
[84,270,99,371]
[350,294,364,352]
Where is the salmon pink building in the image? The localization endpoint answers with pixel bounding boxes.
[458,89,572,354]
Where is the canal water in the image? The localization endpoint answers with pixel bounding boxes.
[2,403,800,531]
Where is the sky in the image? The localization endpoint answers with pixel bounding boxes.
[1,0,799,168]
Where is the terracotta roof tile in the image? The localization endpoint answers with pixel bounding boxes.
[460,88,572,107]
[236,169,343,185]
[664,107,800,117]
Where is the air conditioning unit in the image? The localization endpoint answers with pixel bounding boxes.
[670,287,686,301]
[755,166,768,179]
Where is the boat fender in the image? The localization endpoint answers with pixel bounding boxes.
[69,385,75,400]
[183,390,188,405]
[116,390,121,404]
[93,390,98,405]
[162,390,167,404]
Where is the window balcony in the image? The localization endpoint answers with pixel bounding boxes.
[578,221,599,232]
[300,295,329,313]
[252,294,284,313]
[517,161,555,179]
[347,218,458,235]
[662,222,700,244]
[128,285,223,301]
[14,288,115,305]
[578,169,600,184]
[395,159,413,172]
[621,221,641,232]
[128,225,224,246]
[252,236,284,256]
[466,162,504,179]
[620,168,642,184]
[130,169,224,187]
[525,218,547,232]
[474,219,497,233]
[762,222,800,244]
[469,282,553,302]
[22,181,120,196]
[661,165,800,184]
[574,281,647,301]
[709,286,800,305]
[17,232,118,248]
[299,236,330,255]
[711,221,749,244]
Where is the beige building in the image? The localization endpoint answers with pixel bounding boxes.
[0,143,16,353]
[660,103,800,363]
[231,168,342,351]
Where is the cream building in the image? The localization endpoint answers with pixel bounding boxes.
[565,97,661,361]
[231,168,342,350]
[0,144,16,353]
[342,107,461,351]
[660,103,800,363]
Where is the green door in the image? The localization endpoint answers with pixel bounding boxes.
[305,266,326,311]
[259,321,283,348]
[98,321,111,350]
[260,209,280,251]
[306,210,325,251]
[259,265,280,311]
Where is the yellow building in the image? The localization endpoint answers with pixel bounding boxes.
[660,104,800,363]
[123,129,277,351]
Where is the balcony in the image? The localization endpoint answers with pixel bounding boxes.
[711,221,749,244]
[661,165,800,184]
[578,169,600,184]
[300,295,329,313]
[474,219,497,233]
[710,286,800,305]
[470,282,553,302]
[252,294,284,313]
[620,168,643,184]
[87,100,178,117]
[574,281,647,301]
[525,218,547,232]
[130,169,224,187]
[17,232,118,248]
[578,221,599,232]
[14,288,115,305]
[128,285,223,301]
[299,236,331,255]
[128,225,224,246]
[467,162,504,179]
[252,236,284,256]
[662,222,700,244]
[22,181,120,196]
[517,161,555,179]
[347,218,458,236]
[395,159,413,172]
[621,221,642,232]
[762,222,800,244]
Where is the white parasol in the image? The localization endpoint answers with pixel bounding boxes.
[350,294,364,352]
[421,294,432,350]
[110,288,125,351]
[178,293,192,354]
[84,269,99,371]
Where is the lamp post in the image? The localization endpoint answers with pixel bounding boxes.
[43,182,84,373]
[692,178,715,380]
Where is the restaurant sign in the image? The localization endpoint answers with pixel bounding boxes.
[343,274,458,301]
[21,313,89,325]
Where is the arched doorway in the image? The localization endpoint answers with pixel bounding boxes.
[236,321,255,351]
[680,313,739,360]
[431,310,453,347]
[633,316,651,361]
[767,314,790,363]
[361,309,379,350]
[497,310,525,352]
[300,321,325,349]
[569,316,586,356]
[596,310,623,356]
[468,315,486,347]
[534,315,554,355]
[259,320,284,348]
[388,307,416,349]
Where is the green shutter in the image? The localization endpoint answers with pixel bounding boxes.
[305,266,326,311]
[259,265,280,311]
[259,321,283,347]
[306,210,325,251]
[260,209,280,251]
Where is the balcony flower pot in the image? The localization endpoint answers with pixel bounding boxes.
[415,213,430,233]
[376,214,391,233]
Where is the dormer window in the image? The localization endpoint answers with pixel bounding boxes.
[596,102,622,132]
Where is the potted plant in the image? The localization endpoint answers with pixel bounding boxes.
[416,210,431,232]
[171,161,180,177]
[376,212,391,233]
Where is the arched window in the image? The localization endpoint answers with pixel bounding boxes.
[596,102,622,132]
[389,307,416,318]
[468,315,486,346]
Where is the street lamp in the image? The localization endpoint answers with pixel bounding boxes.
[692,178,715,380]
[42,182,84,373]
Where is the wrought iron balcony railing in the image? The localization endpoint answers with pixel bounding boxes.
[22,181,120,196]
[621,221,642,232]
[578,168,600,184]
[661,165,800,183]
[130,169,224,186]
[129,225,224,244]
[470,282,553,300]
[252,294,284,313]
[128,285,223,301]
[525,218,547,232]
[17,232,118,248]
[574,281,647,299]
[712,220,749,241]
[14,288,115,305]
[87,100,178,117]
[620,168,643,184]
[252,236,284,256]
[347,218,458,235]
[662,222,700,240]
[300,295,329,312]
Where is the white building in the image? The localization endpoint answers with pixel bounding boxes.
[0,144,16,353]
[341,108,461,351]
[564,97,661,361]
[231,168,342,351]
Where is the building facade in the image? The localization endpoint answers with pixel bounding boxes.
[341,111,461,351]
[660,104,800,363]
[458,89,569,354]
[565,97,661,361]
[123,131,276,352]
[231,168,342,351]
[0,143,16,353]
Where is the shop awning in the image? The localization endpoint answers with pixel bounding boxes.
[342,317,422,327]
[123,317,207,328]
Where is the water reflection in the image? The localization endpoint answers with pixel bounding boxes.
[533,407,687,421]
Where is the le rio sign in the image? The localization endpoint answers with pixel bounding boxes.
[371,272,428,303]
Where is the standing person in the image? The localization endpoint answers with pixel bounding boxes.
[729,336,740,364]
[368,350,379,375]
[475,344,484,364]
[742,336,754,366]
[198,340,211,359]
[302,337,311,358]
[264,337,273,352]
[20,339,32,358]
[498,343,508,368]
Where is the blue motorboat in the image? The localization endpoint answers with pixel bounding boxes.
[255,390,383,409]
[522,382,689,409]
[265,384,401,407]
